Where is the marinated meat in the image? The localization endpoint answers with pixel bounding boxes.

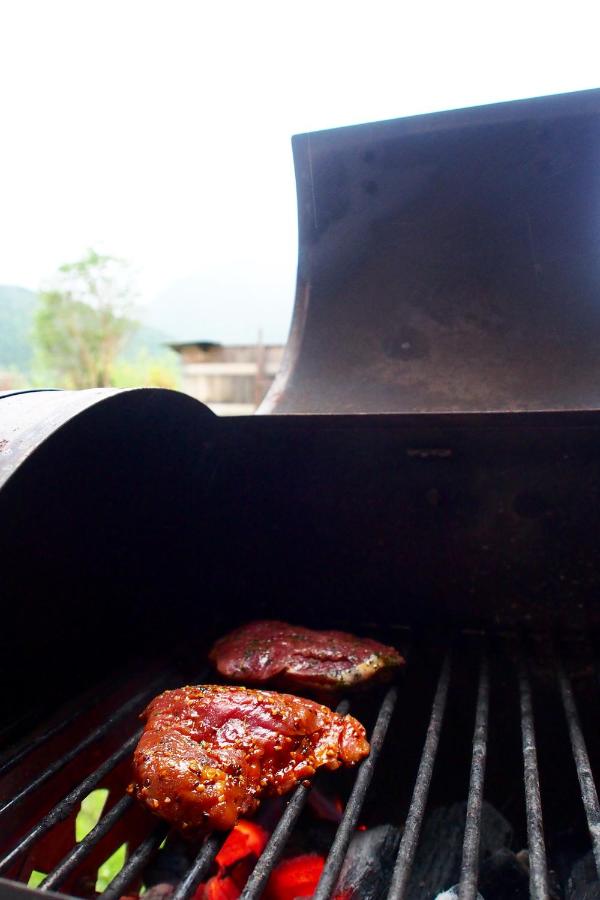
[131,685,369,833]
[209,620,404,691]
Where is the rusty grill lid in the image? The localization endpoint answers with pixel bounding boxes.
[261,88,600,415]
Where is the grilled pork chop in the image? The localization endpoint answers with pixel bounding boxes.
[131,685,369,833]
[209,620,404,691]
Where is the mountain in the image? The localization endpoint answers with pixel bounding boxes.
[121,322,175,361]
[0,285,38,373]
[143,270,294,345]
[0,284,174,375]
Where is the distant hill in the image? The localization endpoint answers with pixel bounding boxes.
[143,270,293,344]
[0,284,174,375]
[121,321,175,362]
[0,285,38,373]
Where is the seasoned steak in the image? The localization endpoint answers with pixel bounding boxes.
[209,620,404,691]
[131,685,369,833]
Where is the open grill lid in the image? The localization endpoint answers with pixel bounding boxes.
[261,88,600,415]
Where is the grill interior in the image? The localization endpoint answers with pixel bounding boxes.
[1,628,599,900]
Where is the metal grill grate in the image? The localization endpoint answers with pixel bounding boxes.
[0,636,599,900]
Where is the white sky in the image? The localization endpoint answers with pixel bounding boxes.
[1,0,599,342]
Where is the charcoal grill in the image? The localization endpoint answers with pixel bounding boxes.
[2,88,600,900]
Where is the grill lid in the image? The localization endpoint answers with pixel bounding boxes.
[262,88,600,415]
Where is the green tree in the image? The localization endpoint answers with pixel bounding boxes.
[33,249,138,388]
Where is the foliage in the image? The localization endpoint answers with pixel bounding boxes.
[76,788,109,841]
[33,249,138,388]
[0,282,175,388]
[0,285,38,373]
[27,788,128,891]
[111,348,181,390]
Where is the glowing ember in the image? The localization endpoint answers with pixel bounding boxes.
[121,816,373,900]
[264,854,325,900]
[196,820,269,900]
[149,812,371,900]
[201,876,242,900]
[215,820,269,868]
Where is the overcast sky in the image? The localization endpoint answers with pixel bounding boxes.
[1,0,599,342]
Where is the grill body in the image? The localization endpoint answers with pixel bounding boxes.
[4,401,600,689]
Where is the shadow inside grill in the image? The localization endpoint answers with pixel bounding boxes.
[0,629,599,900]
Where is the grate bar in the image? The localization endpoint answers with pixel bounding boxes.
[0,678,166,819]
[100,825,169,900]
[518,656,550,900]
[40,795,134,891]
[313,687,397,900]
[458,652,490,900]
[241,785,310,900]
[0,732,140,874]
[557,660,600,875]
[171,834,226,900]
[240,700,351,900]
[0,683,117,779]
[387,652,452,900]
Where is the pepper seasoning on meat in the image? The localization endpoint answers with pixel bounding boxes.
[131,685,369,834]
[209,620,404,692]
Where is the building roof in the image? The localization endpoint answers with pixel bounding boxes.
[169,341,284,354]
[168,341,222,352]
